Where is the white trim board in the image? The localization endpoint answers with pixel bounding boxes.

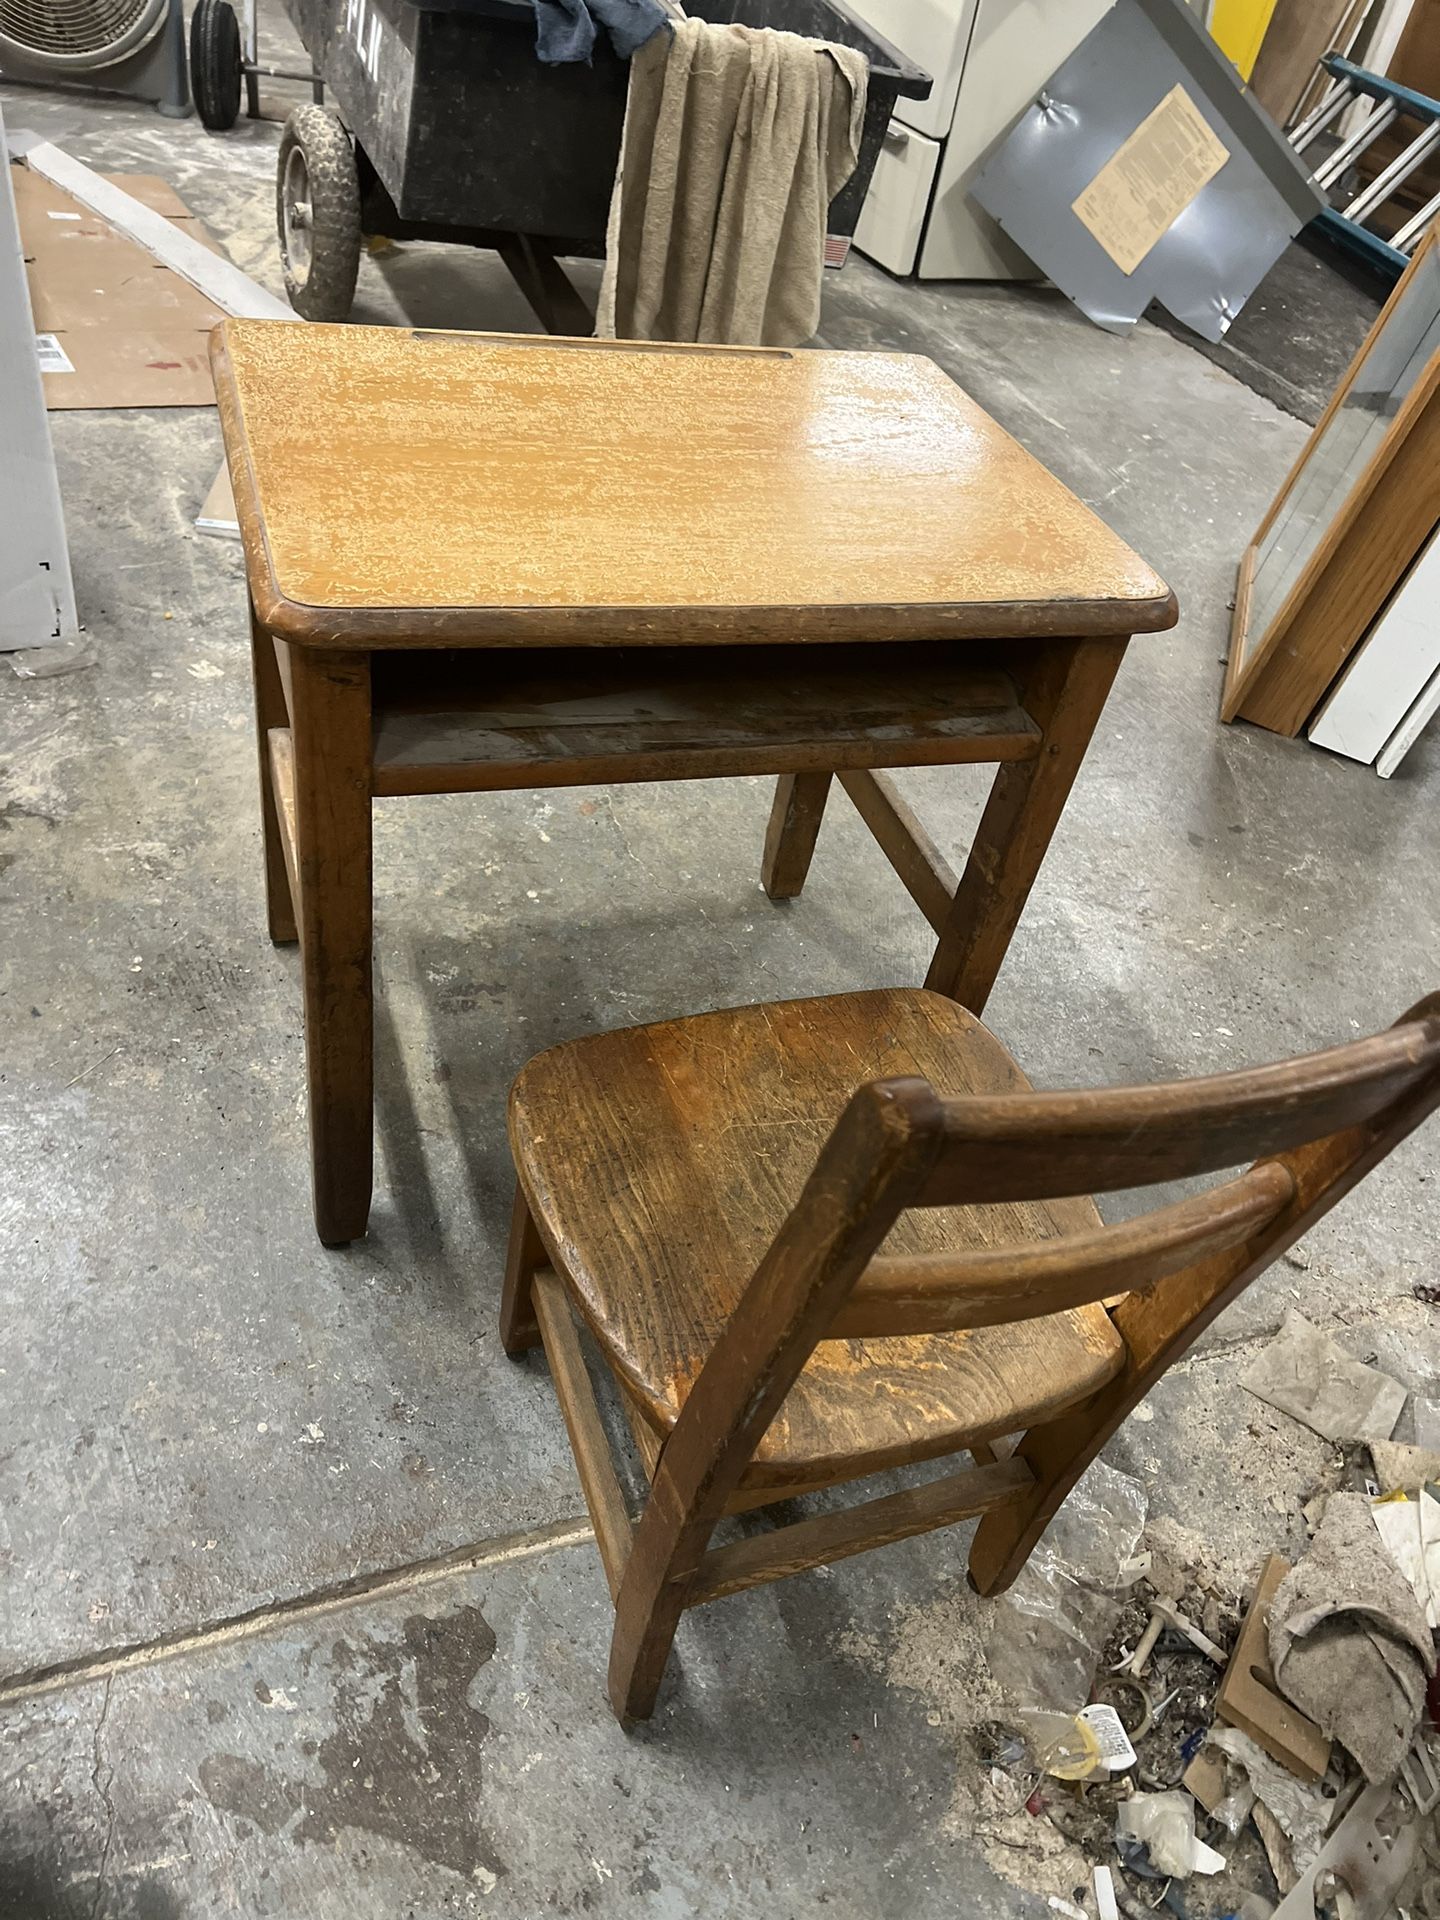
[1309,525,1440,765]
[6,133,293,322]
[1377,661,1440,777]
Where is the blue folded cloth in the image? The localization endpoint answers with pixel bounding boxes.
[533,0,669,62]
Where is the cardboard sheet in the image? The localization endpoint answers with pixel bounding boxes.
[1071,83,1230,277]
[13,165,227,409]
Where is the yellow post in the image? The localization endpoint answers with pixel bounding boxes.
[1209,0,1280,81]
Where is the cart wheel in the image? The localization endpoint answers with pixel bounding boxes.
[190,0,242,132]
[277,106,361,322]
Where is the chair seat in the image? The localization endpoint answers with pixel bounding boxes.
[509,989,1127,1489]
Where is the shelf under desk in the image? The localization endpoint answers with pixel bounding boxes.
[364,643,1042,796]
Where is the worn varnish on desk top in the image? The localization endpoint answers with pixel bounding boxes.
[212,321,1177,647]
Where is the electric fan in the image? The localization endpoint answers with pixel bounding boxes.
[0,0,190,113]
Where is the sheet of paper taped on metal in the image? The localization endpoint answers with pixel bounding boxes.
[1071,84,1230,276]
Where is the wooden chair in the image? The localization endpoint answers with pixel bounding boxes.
[501,987,1440,1724]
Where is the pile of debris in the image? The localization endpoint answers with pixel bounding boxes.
[973,1314,1440,1920]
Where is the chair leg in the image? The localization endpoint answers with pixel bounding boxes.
[967,1478,1053,1598]
[606,1436,724,1724]
[761,773,832,900]
[608,1552,691,1725]
[603,1082,942,1722]
[967,1415,1113,1599]
[500,1185,544,1356]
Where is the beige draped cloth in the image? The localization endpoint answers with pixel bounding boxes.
[597,18,868,348]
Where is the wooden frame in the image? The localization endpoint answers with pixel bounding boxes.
[250,618,1129,1244]
[504,992,1440,1723]
[1222,226,1440,735]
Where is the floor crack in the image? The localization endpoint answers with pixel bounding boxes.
[0,1514,592,1710]
[89,1674,116,1920]
[602,793,650,874]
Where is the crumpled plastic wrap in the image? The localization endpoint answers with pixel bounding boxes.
[1116,1791,1226,1878]
[982,1459,1148,1722]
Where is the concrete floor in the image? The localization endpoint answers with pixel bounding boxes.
[2,53,1439,1920]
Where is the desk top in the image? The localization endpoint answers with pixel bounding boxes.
[213,321,1176,649]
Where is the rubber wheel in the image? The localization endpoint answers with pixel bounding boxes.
[189,0,242,133]
[277,106,362,322]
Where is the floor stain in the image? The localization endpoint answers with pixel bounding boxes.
[199,1606,504,1885]
[0,801,58,832]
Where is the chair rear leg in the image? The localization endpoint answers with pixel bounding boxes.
[607,1451,730,1725]
[608,1560,690,1725]
[500,1185,544,1356]
[968,1395,1130,1597]
[968,1477,1055,1597]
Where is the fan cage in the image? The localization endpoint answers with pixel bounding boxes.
[0,0,168,68]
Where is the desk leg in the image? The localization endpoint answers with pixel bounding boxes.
[250,609,296,944]
[761,773,833,899]
[291,648,374,1246]
[925,638,1126,1013]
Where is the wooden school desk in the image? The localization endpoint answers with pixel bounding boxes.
[211,320,1176,1244]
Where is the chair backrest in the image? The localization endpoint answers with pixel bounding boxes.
[624,995,1440,1640]
[818,994,1440,1346]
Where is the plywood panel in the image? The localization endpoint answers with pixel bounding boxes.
[1250,0,1352,126]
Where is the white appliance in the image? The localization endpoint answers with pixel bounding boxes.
[853,0,1116,280]
[0,104,78,654]
[1308,527,1440,777]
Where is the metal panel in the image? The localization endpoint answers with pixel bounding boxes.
[969,0,1323,339]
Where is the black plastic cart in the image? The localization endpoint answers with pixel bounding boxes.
[245,0,928,327]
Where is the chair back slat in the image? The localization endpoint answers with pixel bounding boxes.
[831,1160,1295,1339]
[799,999,1440,1353]
[914,1018,1440,1208]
